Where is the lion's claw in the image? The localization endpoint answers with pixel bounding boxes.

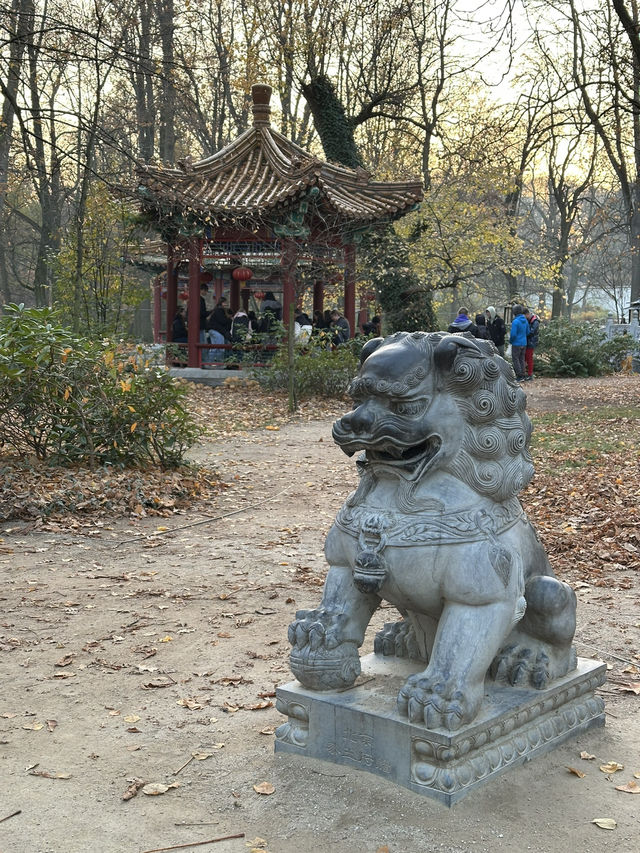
[489,644,551,688]
[308,623,325,650]
[397,674,482,731]
[374,619,425,661]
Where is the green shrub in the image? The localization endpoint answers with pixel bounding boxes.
[0,304,200,468]
[535,319,635,377]
[253,334,362,398]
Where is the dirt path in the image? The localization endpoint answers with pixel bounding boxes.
[1,378,639,853]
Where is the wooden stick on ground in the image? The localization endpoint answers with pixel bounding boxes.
[140,834,245,853]
[0,810,21,824]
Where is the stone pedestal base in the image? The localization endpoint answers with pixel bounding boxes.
[275,654,605,806]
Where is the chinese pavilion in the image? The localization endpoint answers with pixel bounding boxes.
[135,83,423,367]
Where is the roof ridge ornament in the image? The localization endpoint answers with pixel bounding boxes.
[252,83,272,127]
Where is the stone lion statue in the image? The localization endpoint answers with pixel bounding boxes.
[288,331,577,732]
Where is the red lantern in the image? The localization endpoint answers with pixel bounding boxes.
[232,266,253,282]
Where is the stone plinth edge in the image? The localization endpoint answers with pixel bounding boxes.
[274,654,606,806]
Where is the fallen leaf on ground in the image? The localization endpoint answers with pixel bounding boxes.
[22,722,44,731]
[46,720,57,732]
[243,701,273,711]
[260,727,275,735]
[592,818,617,830]
[567,766,586,778]
[617,681,640,695]
[123,715,140,723]
[177,697,204,710]
[580,751,596,760]
[142,782,180,796]
[615,780,640,794]
[600,762,624,773]
[253,781,275,795]
[55,655,74,667]
[192,752,213,760]
[29,770,71,779]
[122,779,146,800]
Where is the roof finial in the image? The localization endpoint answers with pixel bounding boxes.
[252,83,272,126]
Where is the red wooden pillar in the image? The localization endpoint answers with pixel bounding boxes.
[153,274,163,343]
[281,238,298,331]
[166,245,177,343]
[230,278,240,313]
[344,242,356,337]
[187,238,201,367]
[313,280,324,318]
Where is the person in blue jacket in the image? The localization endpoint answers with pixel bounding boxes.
[509,304,529,381]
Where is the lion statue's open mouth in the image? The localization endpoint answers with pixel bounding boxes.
[333,428,442,475]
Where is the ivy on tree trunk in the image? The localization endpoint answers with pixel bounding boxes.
[301,74,435,334]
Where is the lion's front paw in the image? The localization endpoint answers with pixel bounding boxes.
[288,609,361,690]
[287,608,349,651]
[397,673,483,731]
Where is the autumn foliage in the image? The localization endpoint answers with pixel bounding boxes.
[0,304,199,469]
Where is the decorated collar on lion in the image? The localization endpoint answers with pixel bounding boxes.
[332,331,533,503]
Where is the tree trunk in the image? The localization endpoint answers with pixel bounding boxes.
[0,0,34,303]
[129,0,155,161]
[158,0,176,163]
[301,75,361,169]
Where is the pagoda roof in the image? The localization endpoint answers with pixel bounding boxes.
[136,84,423,232]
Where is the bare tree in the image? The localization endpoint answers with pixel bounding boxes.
[0,0,35,303]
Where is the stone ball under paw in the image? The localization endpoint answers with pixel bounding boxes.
[290,641,361,690]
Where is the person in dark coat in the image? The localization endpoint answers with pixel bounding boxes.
[330,309,351,345]
[199,283,209,342]
[172,305,188,342]
[207,296,231,341]
[474,313,489,339]
[448,307,478,336]
[260,291,282,322]
[485,306,506,356]
[524,307,540,381]
[312,309,326,329]
[207,296,231,363]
